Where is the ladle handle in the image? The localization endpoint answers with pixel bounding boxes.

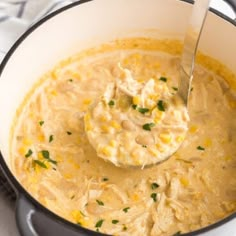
[178,0,211,105]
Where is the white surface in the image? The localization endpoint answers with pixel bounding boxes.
[0,1,235,236]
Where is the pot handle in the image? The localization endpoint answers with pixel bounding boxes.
[16,195,100,236]
[15,196,38,236]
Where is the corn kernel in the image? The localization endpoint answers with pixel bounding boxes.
[99,146,112,157]
[37,152,43,160]
[131,193,140,201]
[83,99,92,105]
[176,135,185,143]
[204,138,212,147]
[156,143,165,152]
[63,173,73,179]
[18,146,26,155]
[101,124,110,133]
[109,140,116,147]
[159,133,172,144]
[149,148,159,157]
[133,96,140,105]
[99,115,109,122]
[37,134,45,142]
[189,125,198,133]
[84,113,90,122]
[110,120,121,130]
[71,210,90,227]
[50,90,57,96]
[180,177,189,187]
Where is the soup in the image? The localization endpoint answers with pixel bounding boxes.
[11,38,236,236]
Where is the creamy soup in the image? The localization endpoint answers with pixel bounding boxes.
[11,38,236,236]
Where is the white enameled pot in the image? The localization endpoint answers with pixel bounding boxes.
[0,0,235,235]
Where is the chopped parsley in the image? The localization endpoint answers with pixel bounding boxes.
[157,100,165,111]
[39,121,44,126]
[25,149,33,158]
[123,225,127,231]
[67,131,72,135]
[123,207,130,213]
[41,150,50,159]
[197,146,205,151]
[142,123,155,131]
[96,199,104,206]
[95,219,104,228]
[159,76,167,82]
[151,182,160,190]
[41,150,57,165]
[191,87,194,92]
[172,87,178,91]
[150,193,157,202]
[49,135,54,143]
[173,231,181,236]
[112,220,119,224]
[102,177,109,181]
[34,160,47,169]
[138,107,150,114]
[80,211,86,217]
[132,104,137,110]
[142,145,147,148]
[108,100,115,106]
[68,79,73,82]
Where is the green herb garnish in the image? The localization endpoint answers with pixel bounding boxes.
[95,219,104,228]
[42,150,50,159]
[151,182,160,190]
[25,149,33,158]
[123,207,130,213]
[39,121,44,126]
[172,87,178,91]
[108,100,115,106]
[80,211,86,217]
[197,146,205,151]
[142,145,147,148]
[102,177,109,181]
[34,160,47,169]
[132,104,137,110]
[96,199,104,206]
[191,87,194,92]
[123,225,127,231]
[138,107,150,114]
[41,150,57,165]
[68,79,73,82]
[157,100,165,111]
[173,231,181,236]
[112,220,119,224]
[159,77,167,82]
[49,135,54,143]
[142,123,155,131]
[67,131,72,135]
[150,193,157,202]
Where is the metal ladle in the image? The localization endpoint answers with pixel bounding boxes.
[178,0,211,105]
[86,0,212,168]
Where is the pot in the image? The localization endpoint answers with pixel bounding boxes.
[0,0,235,235]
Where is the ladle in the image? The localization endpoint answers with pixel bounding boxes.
[85,0,212,168]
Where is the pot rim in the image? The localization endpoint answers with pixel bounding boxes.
[0,0,235,235]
